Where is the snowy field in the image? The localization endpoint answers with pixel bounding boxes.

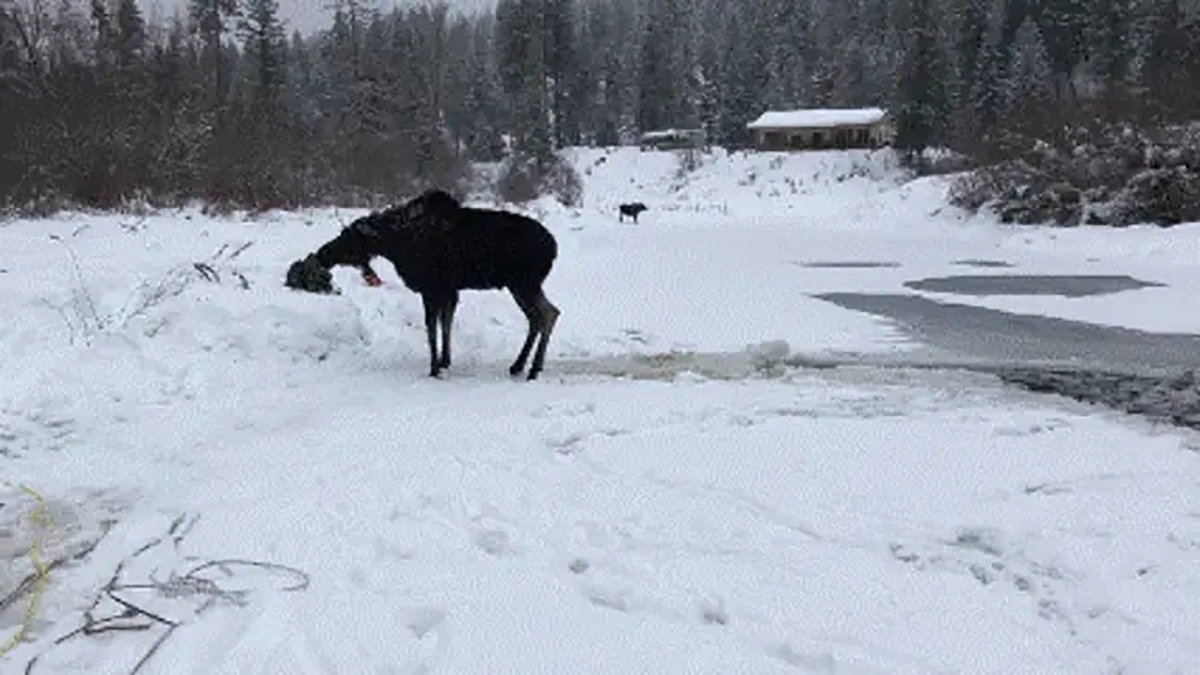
[2,148,1199,673]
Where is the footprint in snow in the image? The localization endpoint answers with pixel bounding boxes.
[472,527,511,557]
[546,427,629,456]
[585,585,630,612]
[698,596,729,626]
[531,401,596,418]
[546,431,588,456]
[946,527,1005,556]
[769,644,838,673]
[405,606,448,640]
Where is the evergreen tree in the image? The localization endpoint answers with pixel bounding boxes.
[637,0,678,132]
[188,0,239,107]
[964,0,1011,156]
[239,0,287,103]
[1085,0,1132,117]
[544,0,577,145]
[715,9,758,147]
[949,0,989,115]
[461,14,505,160]
[1003,15,1056,137]
[1035,0,1090,102]
[892,0,949,163]
[114,0,145,73]
[695,27,721,144]
[495,0,553,166]
[4,0,1199,212]
[1141,0,1195,121]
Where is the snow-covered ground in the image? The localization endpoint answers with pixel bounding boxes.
[2,148,1199,673]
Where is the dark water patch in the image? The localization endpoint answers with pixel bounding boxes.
[794,261,902,269]
[813,290,1200,431]
[812,292,1200,374]
[903,274,1164,297]
[952,259,1014,268]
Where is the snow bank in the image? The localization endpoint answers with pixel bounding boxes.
[553,146,911,222]
[4,143,1200,674]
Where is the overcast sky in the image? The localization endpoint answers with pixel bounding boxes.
[139,0,496,36]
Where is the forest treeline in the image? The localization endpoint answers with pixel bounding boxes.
[1,0,1198,223]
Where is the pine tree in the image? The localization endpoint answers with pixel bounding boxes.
[755,0,800,107]
[1085,0,1132,117]
[716,9,757,147]
[1003,15,1056,138]
[695,28,721,144]
[287,30,318,121]
[1035,0,1090,103]
[495,0,528,98]
[461,14,504,159]
[581,0,622,145]
[949,0,988,118]
[544,0,577,146]
[405,2,461,189]
[892,0,949,163]
[637,0,678,133]
[90,0,114,68]
[495,0,553,168]
[965,0,1012,157]
[1140,0,1194,122]
[113,0,145,72]
[188,0,239,108]
[239,0,287,104]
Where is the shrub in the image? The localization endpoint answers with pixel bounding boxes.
[497,151,583,207]
[950,123,1200,227]
[1113,167,1200,227]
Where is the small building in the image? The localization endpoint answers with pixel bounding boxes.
[639,128,707,151]
[746,108,893,151]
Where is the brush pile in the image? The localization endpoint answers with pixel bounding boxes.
[284,254,335,294]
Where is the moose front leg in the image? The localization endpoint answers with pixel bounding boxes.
[422,293,442,377]
[438,291,459,371]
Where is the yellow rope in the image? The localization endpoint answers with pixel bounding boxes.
[0,483,52,659]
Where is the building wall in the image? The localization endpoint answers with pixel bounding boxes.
[639,129,707,151]
[751,122,892,151]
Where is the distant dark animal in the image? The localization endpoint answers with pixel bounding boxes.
[618,202,648,223]
[311,189,561,381]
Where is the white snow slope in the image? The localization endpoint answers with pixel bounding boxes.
[2,147,1199,674]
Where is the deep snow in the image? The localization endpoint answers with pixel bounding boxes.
[2,147,1199,674]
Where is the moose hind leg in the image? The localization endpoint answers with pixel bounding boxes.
[438,291,458,370]
[422,294,442,377]
[508,287,540,376]
[527,290,560,381]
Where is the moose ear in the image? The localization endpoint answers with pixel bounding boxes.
[405,199,426,222]
[354,219,378,236]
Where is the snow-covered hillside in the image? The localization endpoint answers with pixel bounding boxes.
[562,146,909,218]
[2,148,1199,674]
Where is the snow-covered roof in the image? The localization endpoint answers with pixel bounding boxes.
[640,128,705,140]
[746,108,888,130]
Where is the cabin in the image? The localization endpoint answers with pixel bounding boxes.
[639,128,707,151]
[746,108,893,151]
